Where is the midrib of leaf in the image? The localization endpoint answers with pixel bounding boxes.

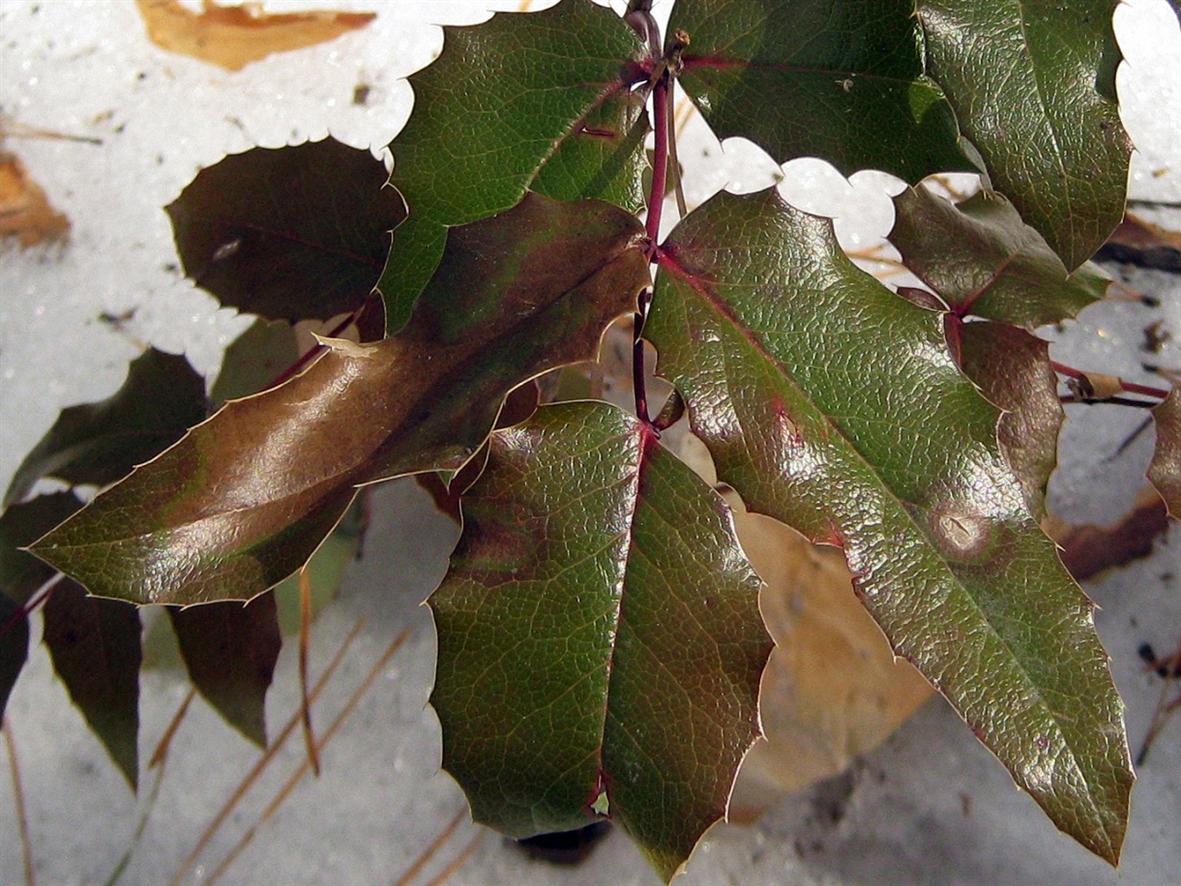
[656,247,1114,848]
[523,78,637,193]
[39,473,350,554]
[592,424,647,796]
[1011,0,1074,230]
[186,215,384,271]
[956,251,1018,317]
[682,56,927,88]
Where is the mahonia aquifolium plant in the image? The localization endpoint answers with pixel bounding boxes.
[3,0,1179,880]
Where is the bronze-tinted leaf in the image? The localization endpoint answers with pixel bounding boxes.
[1149,388,1181,518]
[646,188,1131,863]
[32,194,649,605]
[5,349,206,507]
[167,139,401,322]
[169,593,280,745]
[957,321,1062,519]
[135,0,375,72]
[890,187,1110,328]
[431,402,770,880]
[42,581,141,789]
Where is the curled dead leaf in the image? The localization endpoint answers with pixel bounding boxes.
[730,512,933,817]
[135,0,375,72]
[0,150,69,247]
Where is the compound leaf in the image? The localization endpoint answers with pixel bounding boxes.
[917,0,1132,270]
[956,321,1063,521]
[32,194,648,606]
[5,349,206,507]
[430,401,770,880]
[382,0,649,329]
[1149,388,1181,518]
[890,187,1110,328]
[167,138,401,323]
[669,0,973,183]
[42,580,141,790]
[169,593,281,746]
[646,188,1131,863]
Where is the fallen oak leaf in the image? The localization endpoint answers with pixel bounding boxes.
[135,0,375,72]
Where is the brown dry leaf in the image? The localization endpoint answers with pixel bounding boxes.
[135,0,375,72]
[1045,488,1170,581]
[1097,213,1181,272]
[677,436,932,818]
[0,150,69,247]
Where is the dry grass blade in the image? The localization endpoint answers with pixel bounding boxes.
[1136,640,1181,766]
[169,618,365,885]
[421,832,485,886]
[389,808,467,886]
[150,687,196,769]
[104,689,196,886]
[3,717,35,886]
[204,628,411,884]
[298,566,320,777]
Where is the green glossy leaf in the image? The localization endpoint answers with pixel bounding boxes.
[169,593,280,746]
[43,580,141,790]
[5,349,206,506]
[381,0,649,330]
[0,592,28,718]
[430,402,770,880]
[1,493,83,605]
[210,319,300,407]
[956,321,1062,521]
[167,138,402,322]
[646,188,1131,863]
[917,0,1132,270]
[32,194,649,605]
[1149,388,1181,518]
[669,0,973,182]
[890,187,1110,328]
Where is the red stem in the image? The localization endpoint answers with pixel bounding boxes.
[0,575,62,641]
[634,69,671,429]
[269,306,364,389]
[646,72,670,252]
[1050,361,1170,399]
